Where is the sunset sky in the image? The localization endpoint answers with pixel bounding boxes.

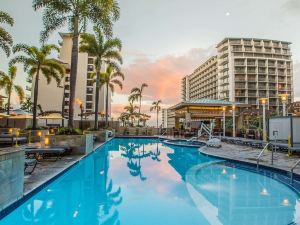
[1,0,300,125]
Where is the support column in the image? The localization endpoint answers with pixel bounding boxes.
[232,105,236,137]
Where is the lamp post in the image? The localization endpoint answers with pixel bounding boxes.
[260,98,267,142]
[222,107,226,137]
[79,103,84,131]
[232,105,236,137]
[280,95,288,116]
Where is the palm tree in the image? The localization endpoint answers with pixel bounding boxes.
[10,44,65,130]
[33,0,120,129]
[129,83,148,126]
[124,101,138,126]
[0,11,14,57]
[79,27,122,130]
[150,100,162,129]
[100,65,124,127]
[0,65,24,116]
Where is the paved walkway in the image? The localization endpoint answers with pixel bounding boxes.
[201,142,300,175]
[24,142,105,195]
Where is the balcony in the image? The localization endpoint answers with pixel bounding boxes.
[248,84,257,89]
[258,77,267,82]
[248,92,257,97]
[269,85,276,89]
[235,83,246,89]
[247,69,256,74]
[235,69,245,74]
[258,85,267,89]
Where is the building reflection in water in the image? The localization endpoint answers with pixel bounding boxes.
[119,139,159,181]
[16,148,123,225]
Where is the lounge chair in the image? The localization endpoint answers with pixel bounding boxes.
[24,158,37,174]
[0,133,27,145]
[23,146,68,161]
[206,138,222,148]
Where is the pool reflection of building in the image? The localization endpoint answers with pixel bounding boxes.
[18,149,122,225]
[186,164,297,225]
[166,145,212,181]
[118,138,160,181]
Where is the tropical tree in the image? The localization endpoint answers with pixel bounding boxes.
[21,97,43,114]
[33,0,120,129]
[150,100,162,129]
[0,65,24,115]
[124,101,138,125]
[79,27,122,130]
[100,65,124,127]
[0,10,14,57]
[129,83,148,126]
[10,44,65,129]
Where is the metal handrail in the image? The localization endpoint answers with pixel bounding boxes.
[290,159,300,183]
[256,143,270,170]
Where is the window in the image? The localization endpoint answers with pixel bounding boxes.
[86,87,93,94]
[88,57,94,64]
[86,95,93,101]
[87,80,94,86]
[87,65,94,71]
[86,103,93,109]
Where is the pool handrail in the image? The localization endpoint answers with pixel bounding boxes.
[291,159,300,183]
[256,142,270,170]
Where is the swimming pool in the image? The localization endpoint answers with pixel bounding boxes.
[0,138,300,225]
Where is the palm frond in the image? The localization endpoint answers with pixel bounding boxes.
[14,85,25,102]
[0,11,14,26]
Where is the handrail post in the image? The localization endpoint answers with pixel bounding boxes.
[290,159,300,183]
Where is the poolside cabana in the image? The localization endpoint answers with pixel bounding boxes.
[168,99,248,137]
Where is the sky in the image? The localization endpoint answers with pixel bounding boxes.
[1,0,300,125]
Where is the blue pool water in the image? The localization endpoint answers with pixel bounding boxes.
[1,138,300,225]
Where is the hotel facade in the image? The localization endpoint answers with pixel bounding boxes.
[163,37,294,129]
[31,33,111,123]
[182,37,293,112]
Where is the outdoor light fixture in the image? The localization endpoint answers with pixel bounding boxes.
[282,198,289,206]
[9,128,13,134]
[37,131,42,137]
[221,168,227,174]
[260,98,268,142]
[44,137,49,145]
[260,188,268,196]
[279,94,289,116]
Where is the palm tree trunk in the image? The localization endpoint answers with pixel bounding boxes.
[138,98,141,126]
[68,16,79,129]
[157,110,159,129]
[32,67,40,130]
[61,85,66,127]
[6,91,11,127]
[105,83,109,127]
[94,69,100,130]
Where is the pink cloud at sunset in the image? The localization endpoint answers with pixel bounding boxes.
[111,47,216,122]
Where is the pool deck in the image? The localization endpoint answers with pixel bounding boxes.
[23,141,105,195]
[201,142,300,175]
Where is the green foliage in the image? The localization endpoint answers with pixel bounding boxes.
[33,0,121,42]
[56,127,82,135]
[0,10,14,56]
[10,44,65,129]
[0,65,25,113]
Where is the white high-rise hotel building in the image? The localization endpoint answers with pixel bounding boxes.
[32,33,111,122]
[182,38,293,112]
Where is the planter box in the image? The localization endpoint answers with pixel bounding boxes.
[0,148,24,210]
[84,130,108,142]
[45,134,94,155]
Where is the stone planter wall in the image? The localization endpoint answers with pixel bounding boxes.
[84,130,108,142]
[45,134,94,155]
[0,149,24,210]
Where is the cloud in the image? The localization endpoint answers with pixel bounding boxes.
[111,47,215,124]
[282,0,300,14]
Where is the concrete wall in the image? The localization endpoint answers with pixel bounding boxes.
[46,134,94,155]
[0,149,24,210]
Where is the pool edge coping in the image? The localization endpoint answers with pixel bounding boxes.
[0,138,114,220]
